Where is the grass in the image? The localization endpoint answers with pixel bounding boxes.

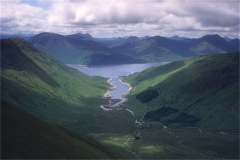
[1,38,139,158]
[1,38,142,159]
[2,38,239,159]
[1,38,109,126]
[124,52,239,132]
[121,52,239,159]
[1,38,137,138]
[1,101,119,159]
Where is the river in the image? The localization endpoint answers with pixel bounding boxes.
[67,63,167,118]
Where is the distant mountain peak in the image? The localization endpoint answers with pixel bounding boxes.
[223,37,232,41]
[67,33,93,41]
[75,32,93,37]
[201,34,222,40]
[36,32,64,38]
[167,35,188,41]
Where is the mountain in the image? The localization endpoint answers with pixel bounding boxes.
[111,34,239,62]
[1,37,137,158]
[1,37,137,141]
[197,34,234,52]
[224,37,232,41]
[0,33,33,40]
[124,52,239,133]
[1,37,109,126]
[1,101,117,159]
[122,52,239,158]
[94,36,141,48]
[111,36,184,62]
[109,36,141,47]
[29,32,142,65]
[67,33,94,41]
[95,37,127,47]
[167,35,188,40]
[229,38,240,49]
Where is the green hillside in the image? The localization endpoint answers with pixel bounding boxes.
[29,32,142,65]
[124,52,239,132]
[121,52,239,159]
[1,101,117,159]
[1,37,138,158]
[1,38,136,135]
[1,37,111,127]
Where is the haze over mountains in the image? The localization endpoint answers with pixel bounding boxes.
[2,32,239,65]
[29,32,142,65]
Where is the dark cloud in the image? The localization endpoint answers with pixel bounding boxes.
[186,4,239,28]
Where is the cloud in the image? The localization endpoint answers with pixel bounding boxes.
[0,0,47,33]
[183,1,239,28]
[0,0,239,38]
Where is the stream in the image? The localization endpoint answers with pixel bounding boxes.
[100,77,142,125]
[67,62,168,124]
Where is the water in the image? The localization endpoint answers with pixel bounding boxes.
[67,62,168,101]
[68,62,168,124]
[67,63,168,78]
[107,78,129,99]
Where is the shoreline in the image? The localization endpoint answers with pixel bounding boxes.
[100,77,133,110]
[103,78,117,98]
[99,77,141,126]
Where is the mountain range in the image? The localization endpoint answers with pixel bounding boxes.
[1,36,239,159]
[1,32,239,65]
[29,32,142,65]
[3,32,235,65]
[111,34,239,62]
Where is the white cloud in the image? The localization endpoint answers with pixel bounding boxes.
[0,0,47,34]
[0,0,239,38]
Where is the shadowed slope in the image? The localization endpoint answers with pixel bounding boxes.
[1,101,117,159]
[124,52,239,132]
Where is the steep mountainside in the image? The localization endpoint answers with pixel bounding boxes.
[167,35,188,40]
[1,37,137,135]
[106,36,141,48]
[0,37,138,159]
[29,32,141,65]
[111,35,239,62]
[1,37,109,125]
[1,101,117,159]
[124,52,239,133]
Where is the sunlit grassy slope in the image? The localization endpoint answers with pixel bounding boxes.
[124,52,239,132]
[1,101,117,159]
[1,38,109,126]
[1,38,137,159]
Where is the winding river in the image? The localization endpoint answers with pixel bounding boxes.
[68,63,168,123]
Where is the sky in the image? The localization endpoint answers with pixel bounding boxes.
[1,0,239,38]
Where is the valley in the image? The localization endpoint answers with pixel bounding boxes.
[1,1,239,159]
[66,52,239,159]
[1,37,239,159]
